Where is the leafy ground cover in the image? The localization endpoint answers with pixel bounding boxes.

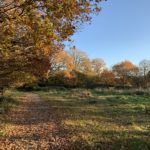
[0,91,20,114]
[0,88,150,150]
[39,88,150,150]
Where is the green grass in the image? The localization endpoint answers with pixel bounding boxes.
[38,88,150,150]
[0,91,21,114]
[0,90,23,136]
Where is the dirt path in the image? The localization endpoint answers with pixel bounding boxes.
[0,93,69,150]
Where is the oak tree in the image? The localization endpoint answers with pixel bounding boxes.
[0,0,103,90]
[112,61,138,87]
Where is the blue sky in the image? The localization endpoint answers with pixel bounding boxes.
[66,0,150,67]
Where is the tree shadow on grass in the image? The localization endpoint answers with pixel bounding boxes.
[1,92,150,150]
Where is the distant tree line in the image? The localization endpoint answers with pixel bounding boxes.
[0,1,149,92]
[41,47,150,89]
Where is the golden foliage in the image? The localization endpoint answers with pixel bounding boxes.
[0,0,102,89]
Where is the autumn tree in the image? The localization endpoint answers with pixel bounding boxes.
[139,60,150,76]
[92,58,105,76]
[0,0,103,91]
[67,47,92,74]
[46,50,75,87]
[112,61,138,87]
[100,70,116,87]
[49,51,74,74]
[139,59,150,87]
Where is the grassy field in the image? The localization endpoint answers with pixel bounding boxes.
[0,90,23,136]
[0,90,21,114]
[38,88,150,150]
[0,88,150,149]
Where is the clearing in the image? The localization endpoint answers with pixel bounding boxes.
[0,88,150,150]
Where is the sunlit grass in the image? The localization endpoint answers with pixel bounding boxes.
[39,88,150,150]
